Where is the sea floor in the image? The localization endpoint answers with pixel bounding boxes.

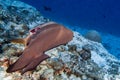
[66,25,120,60]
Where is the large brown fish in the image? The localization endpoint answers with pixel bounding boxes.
[6,22,73,74]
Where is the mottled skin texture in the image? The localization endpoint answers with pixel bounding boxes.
[6,22,73,74]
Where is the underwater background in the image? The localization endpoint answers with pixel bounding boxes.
[20,0,120,59]
[20,0,120,36]
[0,0,120,80]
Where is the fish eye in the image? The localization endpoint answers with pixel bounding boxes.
[30,29,35,33]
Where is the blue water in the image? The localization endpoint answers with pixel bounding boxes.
[20,0,120,37]
[20,0,120,59]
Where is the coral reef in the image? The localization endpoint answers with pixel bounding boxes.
[0,0,120,80]
[0,0,49,42]
[1,32,120,80]
[84,30,102,43]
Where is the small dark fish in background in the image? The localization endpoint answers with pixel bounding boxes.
[43,6,52,12]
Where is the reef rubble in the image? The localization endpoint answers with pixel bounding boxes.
[0,0,120,80]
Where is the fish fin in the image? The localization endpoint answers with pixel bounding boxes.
[21,53,49,74]
[6,52,33,73]
[10,38,26,44]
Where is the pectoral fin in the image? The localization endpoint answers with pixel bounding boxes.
[6,53,49,74]
[6,52,33,73]
[21,53,49,74]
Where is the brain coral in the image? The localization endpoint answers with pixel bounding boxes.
[84,30,102,43]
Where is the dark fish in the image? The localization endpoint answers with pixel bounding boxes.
[43,6,52,12]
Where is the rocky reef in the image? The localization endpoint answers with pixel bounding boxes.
[0,0,49,42]
[84,30,102,43]
[0,0,120,80]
